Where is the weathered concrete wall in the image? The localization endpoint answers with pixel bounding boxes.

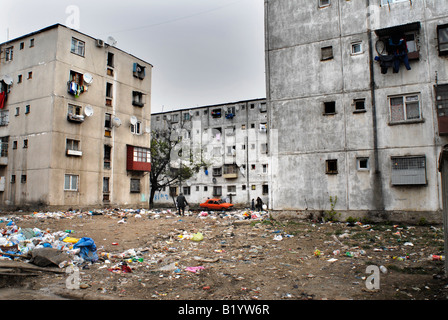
[266,0,448,217]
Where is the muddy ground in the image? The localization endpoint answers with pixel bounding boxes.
[0,209,447,302]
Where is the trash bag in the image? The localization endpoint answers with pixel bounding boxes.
[73,237,98,262]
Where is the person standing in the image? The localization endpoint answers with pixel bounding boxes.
[176,193,188,216]
[256,197,263,212]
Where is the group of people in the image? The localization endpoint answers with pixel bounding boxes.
[175,193,265,216]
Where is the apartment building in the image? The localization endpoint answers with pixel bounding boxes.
[265,0,448,221]
[151,98,268,207]
[0,24,152,209]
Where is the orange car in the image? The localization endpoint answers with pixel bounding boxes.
[199,198,234,211]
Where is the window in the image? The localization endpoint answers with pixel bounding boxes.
[391,156,426,185]
[107,52,114,68]
[321,46,333,61]
[68,104,82,116]
[15,107,19,116]
[18,75,22,83]
[20,43,24,50]
[213,167,222,177]
[389,94,421,123]
[183,186,191,195]
[133,147,151,163]
[213,186,222,196]
[262,185,269,195]
[66,139,80,152]
[354,99,366,112]
[0,110,8,126]
[357,157,369,171]
[130,179,141,193]
[25,105,30,114]
[12,141,17,149]
[11,175,15,184]
[319,0,330,7]
[106,82,113,98]
[27,72,32,80]
[0,137,8,157]
[5,47,13,62]
[326,159,338,174]
[262,164,268,173]
[23,139,28,149]
[71,38,85,57]
[351,42,362,55]
[21,175,27,184]
[251,185,256,191]
[29,39,34,48]
[324,101,336,114]
[64,174,79,191]
[133,63,146,80]
[103,177,110,194]
[131,121,142,135]
[227,185,237,193]
[211,109,222,118]
[438,24,448,56]
[183,113,191,121]
[105,113,112,128]
[260,103,267,112]
[374,22,420,61]
[132,91,144,107]
[104,145,112,169]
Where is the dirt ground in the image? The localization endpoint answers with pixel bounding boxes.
[1,208,448,301]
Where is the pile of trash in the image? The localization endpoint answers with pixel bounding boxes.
[0,218,98,269]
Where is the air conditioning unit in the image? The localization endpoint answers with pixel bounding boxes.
[96,39,105,47]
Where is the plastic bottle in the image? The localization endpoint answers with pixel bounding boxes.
[379,265,387,274]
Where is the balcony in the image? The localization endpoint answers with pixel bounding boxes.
[223,164,238,179]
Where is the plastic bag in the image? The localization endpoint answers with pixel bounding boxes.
[73,237,98,262]
[191,232,204,242]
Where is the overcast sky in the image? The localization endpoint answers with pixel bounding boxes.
[0,0,266,113]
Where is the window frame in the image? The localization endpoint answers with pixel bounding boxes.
[326,159,338,174]
[437,24,448,56]
[391,156,427,186]
[64,174,79,191]
[70,38,85,57]
[388,93,422,124]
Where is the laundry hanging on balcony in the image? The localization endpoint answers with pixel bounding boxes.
[375,36,411,74]
[68,81,87,97]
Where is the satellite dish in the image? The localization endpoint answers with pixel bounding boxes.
[145,126,151,134]
[112,116,122,127]
[166,115,171,121]
[189,110,194,116]
[84,105,94,117]
[130,116,138,125]
[83,73,93,85]
[212,178,217,184]
[107,36,117,47]
[2,75,13,86]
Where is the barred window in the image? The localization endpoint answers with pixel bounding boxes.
[391,156,426,185]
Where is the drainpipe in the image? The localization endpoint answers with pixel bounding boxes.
[367,0,385,212]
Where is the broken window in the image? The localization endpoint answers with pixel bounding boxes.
[389,94,421,123]
[133,63,146,80]
[391,156,426,186]
[132,91,144,107]
[326,159,338,174]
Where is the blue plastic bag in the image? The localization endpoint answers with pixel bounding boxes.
[73,237,98,262]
